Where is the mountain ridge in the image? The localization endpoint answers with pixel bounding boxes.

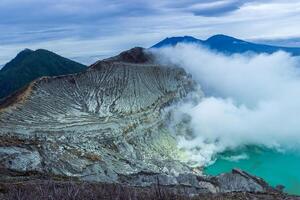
[152,34,300,56]
[0,48,86,100]
[0,47,295,198]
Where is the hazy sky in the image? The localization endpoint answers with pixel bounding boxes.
[1,0,300,66]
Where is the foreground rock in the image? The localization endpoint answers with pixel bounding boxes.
[1,179,299,200]
[0,47,296,198]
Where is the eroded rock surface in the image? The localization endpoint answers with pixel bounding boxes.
[0,147,42,172]
[0,47,291,197]
[0,47,198,181]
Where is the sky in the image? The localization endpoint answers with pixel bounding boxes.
[1,0,300,66]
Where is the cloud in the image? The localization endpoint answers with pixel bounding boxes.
[253,37,300,47]
[152,44,300,166]
[186,0,244,16]
[1,0,300,66]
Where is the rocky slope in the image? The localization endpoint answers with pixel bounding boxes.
[0,49,86,100]
[0,47,296,198]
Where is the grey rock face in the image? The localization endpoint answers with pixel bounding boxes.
[0,147,42,172]
[217,169,265,192]
[0,48,198,182]
[0,47,283,195]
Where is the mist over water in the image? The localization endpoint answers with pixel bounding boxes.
[152,44,300,166]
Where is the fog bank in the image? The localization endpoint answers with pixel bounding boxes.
[152,44,300,166]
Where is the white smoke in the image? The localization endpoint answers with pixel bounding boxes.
[151,44,300,166]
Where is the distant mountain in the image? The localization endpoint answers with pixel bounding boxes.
[0,49,86,100]
[152,36,201,48]
[152,34,300,56]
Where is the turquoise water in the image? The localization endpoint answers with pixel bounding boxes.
[204,146,300,195]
